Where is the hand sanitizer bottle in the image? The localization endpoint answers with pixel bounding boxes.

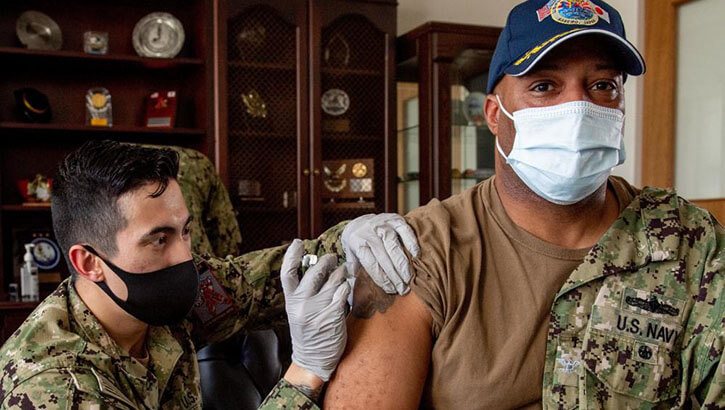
[21,243,39,302]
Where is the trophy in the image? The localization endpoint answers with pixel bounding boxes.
[86,88,112,127]
[236,22,266,61]
[83,31,109,55]
[324,33,350,67]
[145,90,178,128]
[16,11,62,51]
[242,89,267,118]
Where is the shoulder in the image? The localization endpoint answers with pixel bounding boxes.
[405,182,483,229]
[405,182,485,261]
[637,185,721,255]
[2,369,77,409]
[0,285,86,395]
[169,146,215,181]
[636,186,724,329]
[3,367,132,409]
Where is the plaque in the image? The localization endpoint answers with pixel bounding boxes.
[86,88,112,127]
[132,12,185,58]
[12,229,65,291]
[242,89,267,118]
[322,158,375,200]
[238,179,263,202]
[16,11,62,51]
[14,88,51,123]
[30,237,61,270]
[83,31,109,55]
[322,119,350,133]
[145,90,178,128]
[321,89,350,116]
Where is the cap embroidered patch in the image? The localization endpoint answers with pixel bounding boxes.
[537,1,611,26]
[589,1,610,23]
[536,0,557,22]
[536,0,610,26]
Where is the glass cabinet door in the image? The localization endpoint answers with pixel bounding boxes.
[317,14,390,233]
[450,49,495,196]
[397,82,419,214]
[226,5,304,253]
[675,0,725,199]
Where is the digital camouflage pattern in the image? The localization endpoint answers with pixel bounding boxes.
[155,145,243,258]
[259,379,317,410]
[0,222,347,409]
[544,186,724,409]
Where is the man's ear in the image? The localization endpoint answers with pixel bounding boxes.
[68,245,105,283]
[484,94,501,136]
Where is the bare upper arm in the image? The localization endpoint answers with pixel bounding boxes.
[323,267,433,409]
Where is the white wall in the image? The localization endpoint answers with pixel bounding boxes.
[398,0,645,185]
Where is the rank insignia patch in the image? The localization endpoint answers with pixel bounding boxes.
[193,261,235,326]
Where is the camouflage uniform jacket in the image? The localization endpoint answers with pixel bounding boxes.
[0,223,347,409]
[544,187,724,409]
[155,144,243,257]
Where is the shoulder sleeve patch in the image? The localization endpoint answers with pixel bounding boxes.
[192,261,236,326]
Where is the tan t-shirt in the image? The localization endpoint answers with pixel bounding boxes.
[406,176,638,409]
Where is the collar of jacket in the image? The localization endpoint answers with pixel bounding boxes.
[67,280,185,406]
[556,186,681,299]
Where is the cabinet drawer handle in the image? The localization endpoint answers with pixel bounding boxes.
[313,169,320,176]
[303,169,310,176]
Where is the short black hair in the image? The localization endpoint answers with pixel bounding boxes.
[52,140,180,276]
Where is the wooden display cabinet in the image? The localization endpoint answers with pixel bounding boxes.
[396,23,501,208]
[218,0,397,252]
[0,0,215,341]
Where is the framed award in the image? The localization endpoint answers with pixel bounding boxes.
[322,158,375,200]
[132,12,185,58]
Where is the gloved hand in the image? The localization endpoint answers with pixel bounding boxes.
[341,213,420,295]
[281,239,351,382]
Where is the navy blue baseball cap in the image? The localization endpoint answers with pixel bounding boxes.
[486,0,645,94]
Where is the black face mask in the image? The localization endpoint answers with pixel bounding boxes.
[83,245,199,326]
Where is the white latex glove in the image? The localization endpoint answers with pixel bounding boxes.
[281,239,351,382]
[341,213,421,295]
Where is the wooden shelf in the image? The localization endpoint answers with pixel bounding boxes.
[1,205,51,212]
[0,47,203,69]
[322,134,382,142]
[229,130,295,139]
[237,207,296,214]
[229,61,296,71]
[0,301,40,310]
[322,202,377,211]
[0,122,206,138]
[322,67,384,77]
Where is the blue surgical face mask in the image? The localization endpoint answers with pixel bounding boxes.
[495,95,626,205]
